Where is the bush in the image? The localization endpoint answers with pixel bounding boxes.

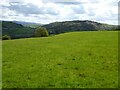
[35,27,48,37]
[2,35,11,40]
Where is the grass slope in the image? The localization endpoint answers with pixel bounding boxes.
[3,31,118,88]
[0,41,2,89]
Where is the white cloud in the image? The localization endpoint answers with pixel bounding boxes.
[0,0,119,25]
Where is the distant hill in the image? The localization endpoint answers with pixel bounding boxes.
[13,21,43,28]
[2,21,35,39]
[42,20,118,34]
[2,20,118,39]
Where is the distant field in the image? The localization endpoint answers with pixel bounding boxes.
[2,31,118,88]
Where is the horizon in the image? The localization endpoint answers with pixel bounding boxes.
[1,19,117,25]
[0,0,119,25]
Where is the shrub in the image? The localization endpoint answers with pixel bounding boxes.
[35,27,48,37]
[2,35,11,40]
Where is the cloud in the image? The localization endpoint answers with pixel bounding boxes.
[52,2,82,5]
[2,2,59,15]
[72,5,85,14]
[0,0,119,25]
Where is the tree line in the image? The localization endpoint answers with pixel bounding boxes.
[2,27,49,40]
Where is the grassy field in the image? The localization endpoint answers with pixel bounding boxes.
[2,31,118,88]
[0,41,2,89]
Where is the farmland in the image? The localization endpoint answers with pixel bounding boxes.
[2,31,118,88]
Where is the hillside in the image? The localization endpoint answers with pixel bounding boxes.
[42,20,117,34]
[2,20,118,39]
[13,21,43,28]
[3,31,118,88]
[2,21,35,39]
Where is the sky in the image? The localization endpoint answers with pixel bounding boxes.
[0,0,119,25]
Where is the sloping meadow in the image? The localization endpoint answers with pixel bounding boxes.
[2,31,118,88]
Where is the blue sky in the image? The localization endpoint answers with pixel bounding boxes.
[0,0,119,25]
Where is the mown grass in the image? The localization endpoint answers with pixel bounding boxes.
[2,31,118,88]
